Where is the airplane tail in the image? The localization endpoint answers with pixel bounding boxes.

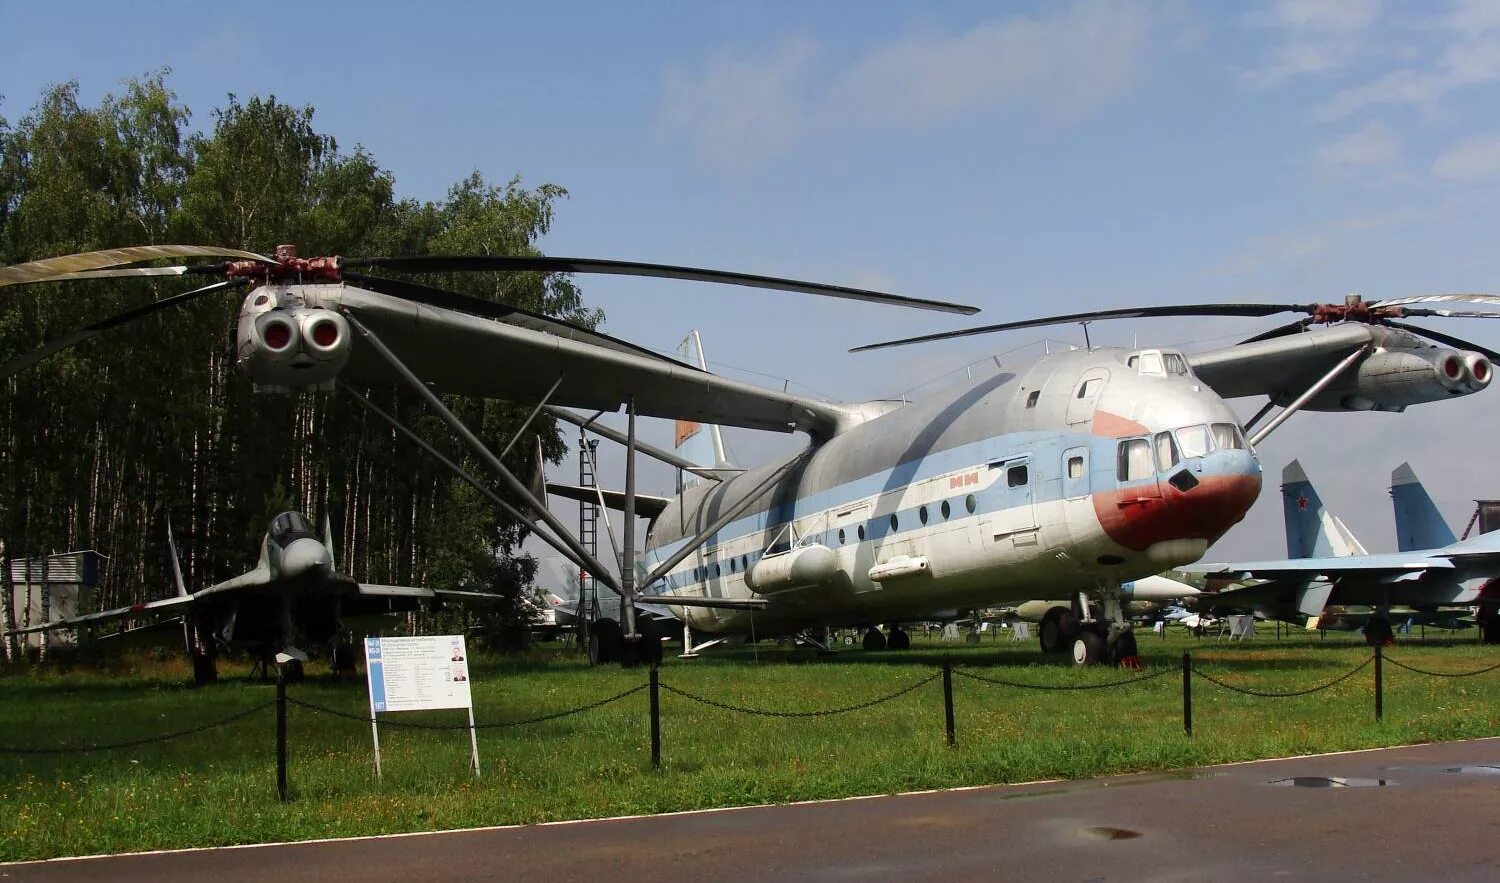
[166,518,188,597]
[323,513,338,570]
[1281,460,1367,559]
[1390,462,1456,551]
[675,330,732,488]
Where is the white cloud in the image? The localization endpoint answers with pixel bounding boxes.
[1238,0,1382,90]
[659,0,1161,173]
[1316,120,1400,168]
[1433,134,1500,179]
[1316,29,1500,118]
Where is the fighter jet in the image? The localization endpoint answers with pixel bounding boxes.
[1194,462,1500,644]
[5,511,499,683]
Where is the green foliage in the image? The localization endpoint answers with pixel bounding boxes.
[1,633,1497,860]
[0,73,595,634]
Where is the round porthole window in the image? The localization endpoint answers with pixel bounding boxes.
[941,500,951,519]
[919,505,929,525]
[965,494,977,514]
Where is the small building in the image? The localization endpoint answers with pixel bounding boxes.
[5,551,105,651]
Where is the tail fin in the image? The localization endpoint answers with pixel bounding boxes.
[323,513,338,570]
[675,330,731,487]
[166,518,188,597]
[1282,460,1367,559]
[1390,463,1455,551]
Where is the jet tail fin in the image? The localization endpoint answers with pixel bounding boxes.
[1281,460,1367,559]
[323,513,338,570]
[675,330,733,487]
[166,518,188,597]
[1390,462,1456,551]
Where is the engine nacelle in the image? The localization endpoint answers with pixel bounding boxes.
[1294,345,1490,412]
[235,286,350,392]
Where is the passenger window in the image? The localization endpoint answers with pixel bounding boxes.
[941,500,951,519]
[1007,464,1028,488]
[1067,456,1084,479]
[890,513,899,531]
[838,529,845,545]
[1117,438,1153,481]
[919,505,929,525]
[1176,424,1211,458]
[1154,432,1180,471]
[965,494,977,514]
[1025,390,1040,408]
[1212,423,1246,450]
[857,525,866,541]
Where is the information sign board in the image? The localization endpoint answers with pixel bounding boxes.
[363,635,479,777]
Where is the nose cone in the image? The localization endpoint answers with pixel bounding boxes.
[281,537,333,580]
[1095,451,1262,553]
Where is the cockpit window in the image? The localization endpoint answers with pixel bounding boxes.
[1163,352,1189,375]
[1129,349,1191,377]
[1176,424,1212,458]
[1076,378,1103,399]
[1211,423,1246,450]
[1117,438,1153,482]
[268,512,315,548]
[1139,352,1164,375]
[1154,432,1180,472]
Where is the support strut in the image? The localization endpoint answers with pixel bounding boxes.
[344,313,623,597]
[342,388,621,596]
[622,398,639,642]
[1247,344,1371,448]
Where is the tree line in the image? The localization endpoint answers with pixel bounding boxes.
[0,72,594,637]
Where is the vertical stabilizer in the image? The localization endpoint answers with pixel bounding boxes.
[1390,462,1456,551]
[323,513,338,570]
[1282,460,1367,559]
[675,330,732,483]
[166,519,188,597]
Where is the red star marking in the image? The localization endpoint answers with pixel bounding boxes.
[1296,495,1309,511]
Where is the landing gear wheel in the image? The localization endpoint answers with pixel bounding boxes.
[1072,631,1108,666]
[1364,614,1395,647]
[588,619,624,665]
[191,652,218,687]
[862,628,887,651]
[332,643,357,677]
[1110,628,1141,669]
[888,627,911,651]
[1040,607,1074,654]
[620,619,662,668]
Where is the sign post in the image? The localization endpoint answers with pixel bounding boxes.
[364,635,478,778]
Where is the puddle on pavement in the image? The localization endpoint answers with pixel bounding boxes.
[1265,777,1392,788]
[1078,826,1143,841]
[1442,765,1500,775]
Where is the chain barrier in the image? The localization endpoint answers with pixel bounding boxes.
[0,700,275,755]
[286,684,647,730]
[659,671,940,718]
[1193,657,1371,698]
[953,664,1174,691]
[1382,656,1500,679]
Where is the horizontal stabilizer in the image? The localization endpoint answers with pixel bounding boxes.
[546,482,671,518]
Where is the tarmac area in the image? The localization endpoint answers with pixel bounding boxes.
[4,738,1499,882]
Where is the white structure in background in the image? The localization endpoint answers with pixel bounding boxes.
[5,551,105,654]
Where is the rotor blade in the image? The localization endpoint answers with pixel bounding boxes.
[0,279,246,381]
[1382,320,1500,361]
[1238,316,1316,345]
[343,255,980,315]
[37,266,193,283]
[0,245,270,288]
[1372,293,1500,309]
[850,303,1312,353]
[342,272,698,369]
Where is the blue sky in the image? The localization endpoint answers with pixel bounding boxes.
[6,0,1500,566]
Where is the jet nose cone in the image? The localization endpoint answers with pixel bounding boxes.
[282,538,333,579]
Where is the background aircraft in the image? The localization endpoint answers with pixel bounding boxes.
[5,510,498,683]
[3,247,1497,667]
[1196,461,1500,644]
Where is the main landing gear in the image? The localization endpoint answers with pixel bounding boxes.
[1040,599,1140,668]
[861,625,911,651]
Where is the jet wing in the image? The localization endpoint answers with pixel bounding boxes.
[1189,553,1450,580]
[313,284,857,437]
[1186,324,1376,400]
[5,593,197,636]
[356,584,508,604]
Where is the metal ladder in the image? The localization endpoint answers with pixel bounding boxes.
[577,430,600,640]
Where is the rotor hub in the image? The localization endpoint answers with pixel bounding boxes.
[226,244,342,283]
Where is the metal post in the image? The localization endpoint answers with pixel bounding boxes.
[943,658,956,747]
[622,398,639,642]
[1182,652,1193,736]
[276,674,288,802]
[649,666,661,769]
[1374,643,1383,722]
[497,373,565,461]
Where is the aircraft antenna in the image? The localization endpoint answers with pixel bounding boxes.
[1080,321,1093,351]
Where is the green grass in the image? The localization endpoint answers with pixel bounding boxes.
[2,628,1499,861]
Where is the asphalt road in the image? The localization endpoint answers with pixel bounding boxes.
[6,738,1500,882]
